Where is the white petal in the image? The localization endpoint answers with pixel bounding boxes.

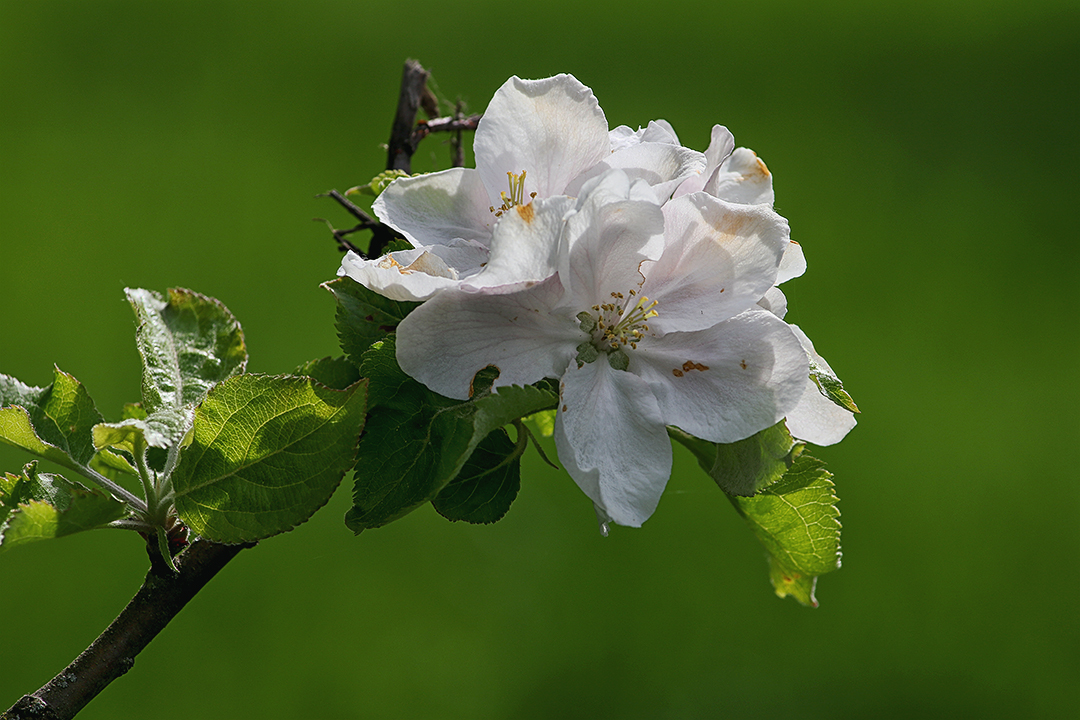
[463,196,576,293]
[559,170,665,307]
[785,382,857,446]
[566,142,707,203]
[395,275,581,400]
[674,124,735,198]
[776,240,807,284]
[373,168,495,246]
[474,75,610,200]
[640,193,790,333]
[630,309,807,443]
[706,148,775,206]
[757,287,788,319]
[424,238,491,279]
[554,359,672,527]
[608,119,680,151]
[338,249,462,302]
[784,324,855,444]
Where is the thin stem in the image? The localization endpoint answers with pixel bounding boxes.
[76,465,148,514]
[3,539,252,720]
[105,518,158,533]
[133,445,157,519]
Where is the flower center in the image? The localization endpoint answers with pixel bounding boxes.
[575,290,659,367]
[489,170,537,217]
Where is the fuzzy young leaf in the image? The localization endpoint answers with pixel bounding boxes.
[171,374,367,543]
[0,369,105,472]
[671,421,803,497]
[432,428,523,524]
[346,337,556,533]
[728,454,842,607]
[126,287,247,448]
[323,276,420,366]
[0,466,127,552]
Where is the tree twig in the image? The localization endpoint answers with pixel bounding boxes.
[386,59,431,173]
[315,189,402,258]
[3,539,253,720]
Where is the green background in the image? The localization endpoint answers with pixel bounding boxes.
[2,1,1077,717]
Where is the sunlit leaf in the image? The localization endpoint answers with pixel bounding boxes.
[0,464,127,552]
[728,454,841,607]
[0,368,105,472]
[172,374,367,543]
[126,287,247,448]
[671,421,803,497]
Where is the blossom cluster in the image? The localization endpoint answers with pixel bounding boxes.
[339,75,855,529]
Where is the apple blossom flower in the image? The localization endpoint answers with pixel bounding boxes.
[338,74,705,301]
[609,118,856,444]
[393,170,807,527]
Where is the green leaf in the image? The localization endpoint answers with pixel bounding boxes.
[523,409,556,438]
[728,454,842,607]
[126,287,247,447]
[92,418,160,456]
[809,357,860,414]
[432,427,523,524]
[171,374,367,543]
[670,421,804,497]
[0,368,105,471]
[346,337,556,533]
[322,277,420,366]
[294,356,362,391]
[0,464,128,552]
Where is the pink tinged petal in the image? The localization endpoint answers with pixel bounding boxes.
[462,196,576,293]
[395,275,582,400]
[758,287,788,319]
[338,249,462,302]
[565,142,707,203]
[373,168,495,246]
[640,194,790,333]
[554,359,672,527]
[474,75,610,200]
[631,308,808,443]
[776,240,807,284]
[706,148,775,206]
[674,124,735,198]
[560,171,665,308]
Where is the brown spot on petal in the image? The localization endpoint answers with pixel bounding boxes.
[561,405,568,412]
[755,155,771,177]
[516,203,535,224]
[672,369,684,377]
[693,362,708,371]
[740,360,748,370]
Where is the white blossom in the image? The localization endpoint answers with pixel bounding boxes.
[393,170,807,527]
[338,75,705,301]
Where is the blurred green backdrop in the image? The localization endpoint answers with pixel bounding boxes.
[2,1,1077,718]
